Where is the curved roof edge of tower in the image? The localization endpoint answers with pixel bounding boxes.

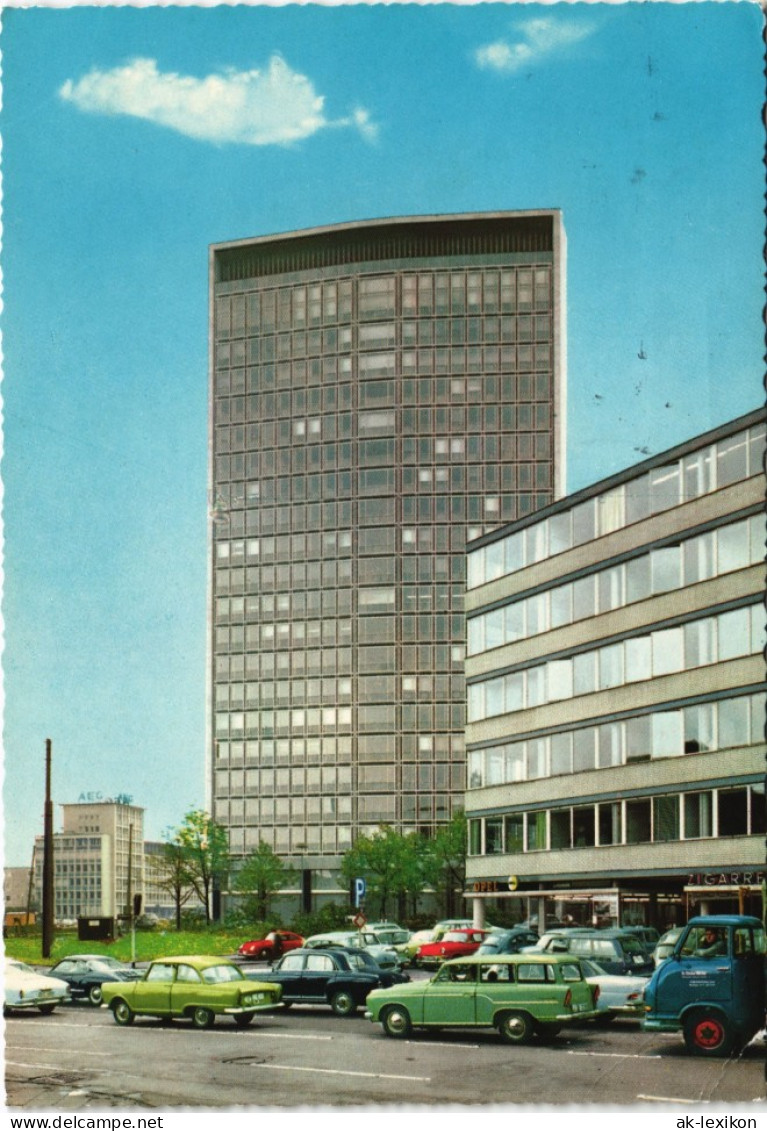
[209,208,568,503]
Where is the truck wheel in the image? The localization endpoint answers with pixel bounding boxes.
[683,1011,735,1057]
[381,1005,412,1038]
[497,1010,533,1044]
[330,990,357,1017]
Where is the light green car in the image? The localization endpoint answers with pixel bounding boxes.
[101,955,281,1029]
[365,953,600,1043]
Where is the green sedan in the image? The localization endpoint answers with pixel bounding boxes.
[101,955,281,1029]
[365,953,600,1043]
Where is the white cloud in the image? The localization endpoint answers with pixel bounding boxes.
[475,16,594,74]
[59,56,376,146]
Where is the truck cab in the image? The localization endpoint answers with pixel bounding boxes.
[642,914,765,1056]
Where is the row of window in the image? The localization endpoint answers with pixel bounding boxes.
[214,733,465,766]
[216,319,553,371]
[215,268,552,340]
[468,423,766,589]
[214,701,466,739]
[215,673,463,710]
[216,587,466,625]
[468,603,763,723]
[467,693,765,788]
[468,783,765,856]
[468,513,763,655]
[214,644,466,684]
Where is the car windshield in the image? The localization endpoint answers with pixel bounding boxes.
[442,931,470,942]
[616,936,645,955]
[346,952,377,971]
[200,964,245,984]
[7,960,34,973]
[91,957,125,970]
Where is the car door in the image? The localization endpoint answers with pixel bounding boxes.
[170,962,204,1015]
[132,962,175,1015]
[272,952,306,1001]
[301,952,335,1000]
[422,963,477,1025]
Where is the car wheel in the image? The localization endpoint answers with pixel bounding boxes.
[88,985,103,1007]
[330,990,357,1017]
[381,1005,412,1039]
[233,1012,255,1028]
[38,1004,57,1015]
[191,1006,216,1030]
[683,1010,736,1057]
[112,1000,135,1026]
[497,1011,533,1044]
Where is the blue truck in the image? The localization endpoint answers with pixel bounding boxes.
[642,914,765,1056]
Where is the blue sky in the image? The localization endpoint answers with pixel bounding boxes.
[2,2,764,866]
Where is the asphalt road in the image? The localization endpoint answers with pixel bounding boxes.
[5,993,765,1111]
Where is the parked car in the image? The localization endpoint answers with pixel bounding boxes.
[4,958,70,1015]
[237,929,305,961]
[266,946,409,1015]
[365,922,411,945]
[525,929,654,976]
[101,955,281,1028]
[577,957,649,1020]
[415,928,491,968]
[366,952,600,1042]
[477,928,539,956]
[303,930,404,971]
[653,926,684,967]
[642,915,766,1057]
[619,925,660,949]
[48,954,142,1006]
[395,928,446,965]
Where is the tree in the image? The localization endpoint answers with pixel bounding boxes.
[234,841,295,922]
[146,836,197,931]
[341,825,423,919]
[175,810,231,924]
[424,809,468,918]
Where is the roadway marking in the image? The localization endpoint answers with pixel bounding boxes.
[247,1063,431,1082]
[637,1095,697,1104]
[568,1051,662,1060]
[7,1045,115,1057]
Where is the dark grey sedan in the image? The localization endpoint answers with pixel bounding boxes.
[48,954,142,1006]
[263,947,409,1016]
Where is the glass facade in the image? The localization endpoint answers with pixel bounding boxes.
[209,213,565,869]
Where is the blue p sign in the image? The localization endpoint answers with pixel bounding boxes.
[353,877,366,908]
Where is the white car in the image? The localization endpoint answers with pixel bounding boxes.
[4,958,71,1015]
[303,931,405,971]
[577,957,648,1020]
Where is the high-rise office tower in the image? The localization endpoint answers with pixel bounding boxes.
[208,212,566,900]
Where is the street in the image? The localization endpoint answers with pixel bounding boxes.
[5,998,765,1111]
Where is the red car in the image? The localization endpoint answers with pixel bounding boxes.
[237,929,304,961]
[415,928,490,968]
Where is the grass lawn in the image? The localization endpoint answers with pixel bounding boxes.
[4,929,249,966]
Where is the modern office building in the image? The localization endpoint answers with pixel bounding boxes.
[33,800,145,922]
[208,211,566,896]
[463,409,765,930]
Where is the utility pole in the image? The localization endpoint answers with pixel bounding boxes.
[42,739,54,958]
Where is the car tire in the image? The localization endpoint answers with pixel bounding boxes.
[38,1004,57,1015]
[281,1001,293,1009]
[381,1005,412,1039]
[683,1010,736,1057]
[233,1012,255,1028]
[88,985,103,1007]
[191,1006,216,1030]
[112,1000,135,1026]
[497,1011,533,1044]
[330,990,357,1017]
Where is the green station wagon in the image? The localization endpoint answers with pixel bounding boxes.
[365,953,600,1043]
[101,955,281,1029]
